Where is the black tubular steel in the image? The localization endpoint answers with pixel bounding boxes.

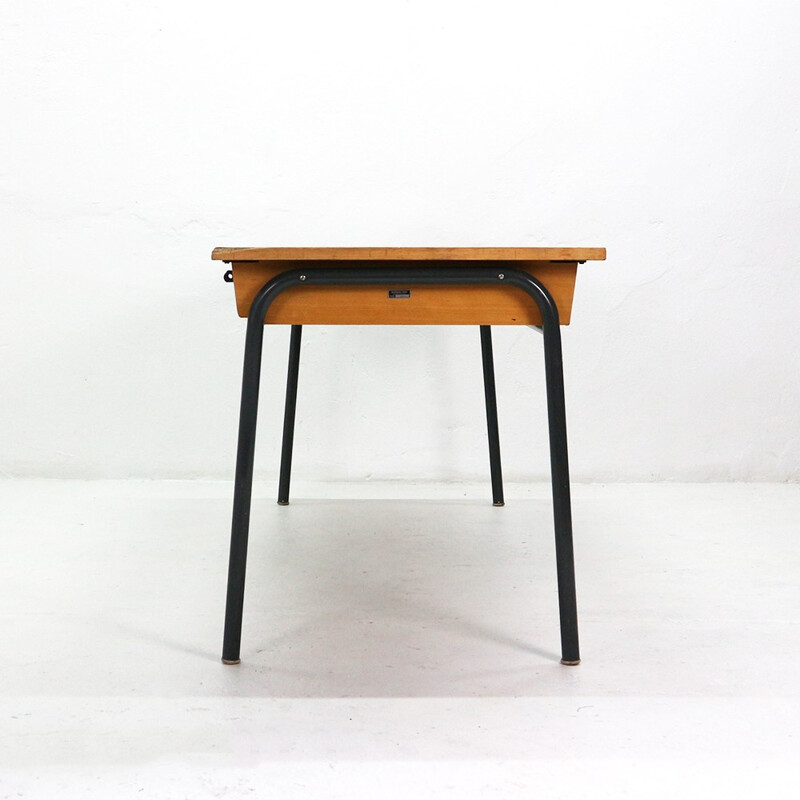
[221,266,579,665]
[479,326,505,506]
[277,325,303,505]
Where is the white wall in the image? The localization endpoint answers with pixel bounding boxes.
[1,0,798,482]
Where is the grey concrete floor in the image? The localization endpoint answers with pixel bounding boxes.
[1,480,799,798]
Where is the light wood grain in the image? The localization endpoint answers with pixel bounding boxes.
[231,260,579,325]
[212,246,606,262]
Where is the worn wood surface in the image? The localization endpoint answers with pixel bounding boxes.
[212,246,606,263]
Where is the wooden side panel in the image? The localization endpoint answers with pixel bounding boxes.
[231,261,578,325]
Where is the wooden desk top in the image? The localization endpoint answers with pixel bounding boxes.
[212,246,606,262]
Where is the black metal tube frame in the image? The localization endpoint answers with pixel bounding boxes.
[221,266,580,666]
[277,324,504,506]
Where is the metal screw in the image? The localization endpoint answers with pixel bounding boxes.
[300,275,306,281]
[498,273,505,280]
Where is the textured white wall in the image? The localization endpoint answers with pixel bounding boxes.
[1,0,798,481]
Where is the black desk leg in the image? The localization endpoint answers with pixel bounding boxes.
[278,325,303,505]
[222,302,271,664]
[479,325,505,506]
[540,315,581,665]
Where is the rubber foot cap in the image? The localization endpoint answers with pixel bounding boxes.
[277,500,289,506]
[222,658,241,665]
[493,501,505,507]
[560,659,581,666]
